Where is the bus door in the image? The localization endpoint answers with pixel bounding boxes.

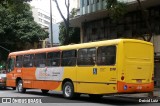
[6,57,16,87]
[22,54,35,88]
[14,55,23,79]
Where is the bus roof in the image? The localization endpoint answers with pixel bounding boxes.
[9,39,152,56]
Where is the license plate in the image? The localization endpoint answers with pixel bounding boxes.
[136,79,142,83]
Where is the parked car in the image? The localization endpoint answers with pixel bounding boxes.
[0,70,6,89]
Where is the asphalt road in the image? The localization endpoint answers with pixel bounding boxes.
[0,88,159,106]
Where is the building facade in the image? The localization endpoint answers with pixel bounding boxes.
[71,0,160,52]
[31,6,59,47]
[31,6,56,28]
[70,0,160,87]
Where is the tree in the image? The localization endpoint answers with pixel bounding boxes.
[54,0,70,44]
[59,24,80,45]
[106,0,152,42]
[0,0,32,13]
[59,8,80,45]
[0,0,48,61]
[136,0,152,41]
[106,0,127,21]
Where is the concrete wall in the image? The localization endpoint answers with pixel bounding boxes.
[151,35,160,53]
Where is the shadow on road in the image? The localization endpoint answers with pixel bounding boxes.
[12,90,148,105]
[0,87,13,91]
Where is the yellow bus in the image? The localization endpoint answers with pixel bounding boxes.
[6,39,154,99]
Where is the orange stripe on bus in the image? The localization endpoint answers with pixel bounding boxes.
[117,81,154,93]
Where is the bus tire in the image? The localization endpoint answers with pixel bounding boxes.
[41,89,49,94]
[17,80,26,93]
[89,94,103,99]
[62,81,75,99]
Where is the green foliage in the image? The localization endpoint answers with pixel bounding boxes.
[0,0,48,61]
[69,8,77,18]
[59,24,80,45]
[59,8,80,45]
[106,0,127,20]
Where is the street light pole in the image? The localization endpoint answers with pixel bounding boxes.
[50,0,53,47]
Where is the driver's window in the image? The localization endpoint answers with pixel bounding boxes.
[8,58,15,72]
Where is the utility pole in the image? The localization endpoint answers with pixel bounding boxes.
[50,0,53,47]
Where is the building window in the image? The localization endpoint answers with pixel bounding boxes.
[35,53,46,67]
[82,0,85,7]
[96,0,99,3]
[47,52,60,66]
[87,0,89,5]
[44,20,50,25]
[44,15,50,20]
[61,50,77,66]
[97,46,116,65]
[38,12,42,17]
[39,18,43,22]
[38,12,41,16]
[16,55,23,68]
[90,0,94,4]
[23,54,34,67]
[77,48,96,66]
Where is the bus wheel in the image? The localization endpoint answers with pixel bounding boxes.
[89,94,103,99]
[62,82,75,99]
[41,89,49,94]
[17,80,26,93]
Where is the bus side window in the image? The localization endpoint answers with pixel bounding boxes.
[47,52,60,66]
[16,55,23,68]
[23,54,34,67]
[61,50,76,66]
[35,53,46,67]
[7,58,15,72]
[77,48,96,66]
[97,46,116,65]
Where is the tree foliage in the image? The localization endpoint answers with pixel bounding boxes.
[106,0,126,20]
[59,24,80,45]
[106,0,152,42]
[59,8,80,45]
[0,0,48,61]
[55,0,70,45]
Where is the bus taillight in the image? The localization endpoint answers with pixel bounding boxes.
[152,74,154,80]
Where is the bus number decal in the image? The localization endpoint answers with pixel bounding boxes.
[110,68,116,71]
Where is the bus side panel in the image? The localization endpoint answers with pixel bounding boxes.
[76,66,117,94]
[31,81,61,90]
[76,83,117,94]
[20,67,76,91]
[61,67,77,90]
[22,67,36,88]
[7,69,22,87]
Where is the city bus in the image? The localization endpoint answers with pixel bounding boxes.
[6,39,154,99]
